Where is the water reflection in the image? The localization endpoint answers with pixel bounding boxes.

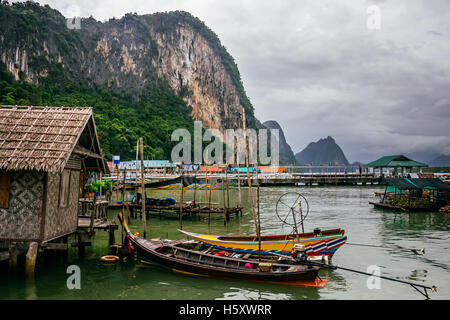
[381,211,450,232]
[2,186,449,300]
[134,261,322,300]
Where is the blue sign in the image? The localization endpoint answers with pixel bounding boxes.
[113,155,120,165]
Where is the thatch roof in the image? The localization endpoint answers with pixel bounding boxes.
[0,105,108,173]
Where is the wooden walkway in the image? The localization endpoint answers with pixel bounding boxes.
[78,217,118,230]
[126,203,243,219]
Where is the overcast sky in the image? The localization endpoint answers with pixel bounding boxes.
[28,0,450,162]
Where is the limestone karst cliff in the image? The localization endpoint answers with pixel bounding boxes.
[0,2,263,159]
[0,3,257,125]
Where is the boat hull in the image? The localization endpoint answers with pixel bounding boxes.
[131,236,320,284]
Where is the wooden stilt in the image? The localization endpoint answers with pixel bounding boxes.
[221,177,227,225]
[140,137,146,239]
[205,155,208,203]
[115,165,120,203]
[61,236,68,260]
[135,139,139,199]
[108,225,116,247]
[242,108,259,234]
[0,250,10,262]
[226,168,230,219]
[8,243,18,272]
[208,182,212,227]
[78,231,86,258]
[179,174,184,229]
[25,242,38,276]
[237,154,242,208]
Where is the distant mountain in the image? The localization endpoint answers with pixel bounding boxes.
[430,154,450,167]
[263,120,297,165]
[295,136,349,166]
[403,151,450,167]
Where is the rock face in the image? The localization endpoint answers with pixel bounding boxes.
[295,136,349,166]
[262,120,296,165]
[0,4,257,130]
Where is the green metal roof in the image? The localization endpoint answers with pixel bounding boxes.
[384,178,450,190]
[365,155,428,167]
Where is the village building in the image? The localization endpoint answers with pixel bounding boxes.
[365,155,428,177]
[0,106,108,245]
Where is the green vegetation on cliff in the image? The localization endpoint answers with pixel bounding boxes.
[0,63,194,161]
[0,2,258,161]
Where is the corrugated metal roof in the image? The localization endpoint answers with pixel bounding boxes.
[384,178,450,190]
[366,155,428,167]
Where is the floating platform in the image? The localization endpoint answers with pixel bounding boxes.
[369,201,439,212]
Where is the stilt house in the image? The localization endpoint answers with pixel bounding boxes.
[0,106,108,243]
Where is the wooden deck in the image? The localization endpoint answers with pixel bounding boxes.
[125,203,243,218]
[77,217,118,230]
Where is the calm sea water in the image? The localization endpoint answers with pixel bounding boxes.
[1,186,449,300]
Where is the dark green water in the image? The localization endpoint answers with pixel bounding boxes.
[1,186,449,300]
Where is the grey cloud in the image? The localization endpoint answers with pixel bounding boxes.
[21,0,450,162]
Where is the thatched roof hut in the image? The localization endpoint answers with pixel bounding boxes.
[0,106,108,242]
[0,105,108,173]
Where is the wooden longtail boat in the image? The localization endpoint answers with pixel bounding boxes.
[178,228,347,257]
[117,213,325,287]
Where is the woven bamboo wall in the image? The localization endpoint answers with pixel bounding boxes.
[0,170,44,241]
[43,169,80,241]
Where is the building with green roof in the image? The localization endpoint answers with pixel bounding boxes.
[370,177,450,212]
[365,155,428,177]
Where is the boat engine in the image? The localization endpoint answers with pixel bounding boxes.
[292,244,307,262]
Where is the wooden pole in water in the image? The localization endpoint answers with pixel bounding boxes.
[205,154,208,203]
[25,242,38,276]
[226,167,230,212]
[237,154,242,208]
[115,164,119,202]
[135,139,139,197]
[140,137,146,238]
[208,186,212,227]
[221,174,227,225]
[179,173,184,229]
[121,168,125,226]
[256,169,262,262]
[243,108,259,234]
[207,171,212,227]
[123,168,130,221]
[193,167,197,203]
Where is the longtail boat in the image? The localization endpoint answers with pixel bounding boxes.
[117,213,326,287]
[178,228,347,258]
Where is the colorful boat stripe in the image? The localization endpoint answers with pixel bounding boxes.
[199,236,347,257]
